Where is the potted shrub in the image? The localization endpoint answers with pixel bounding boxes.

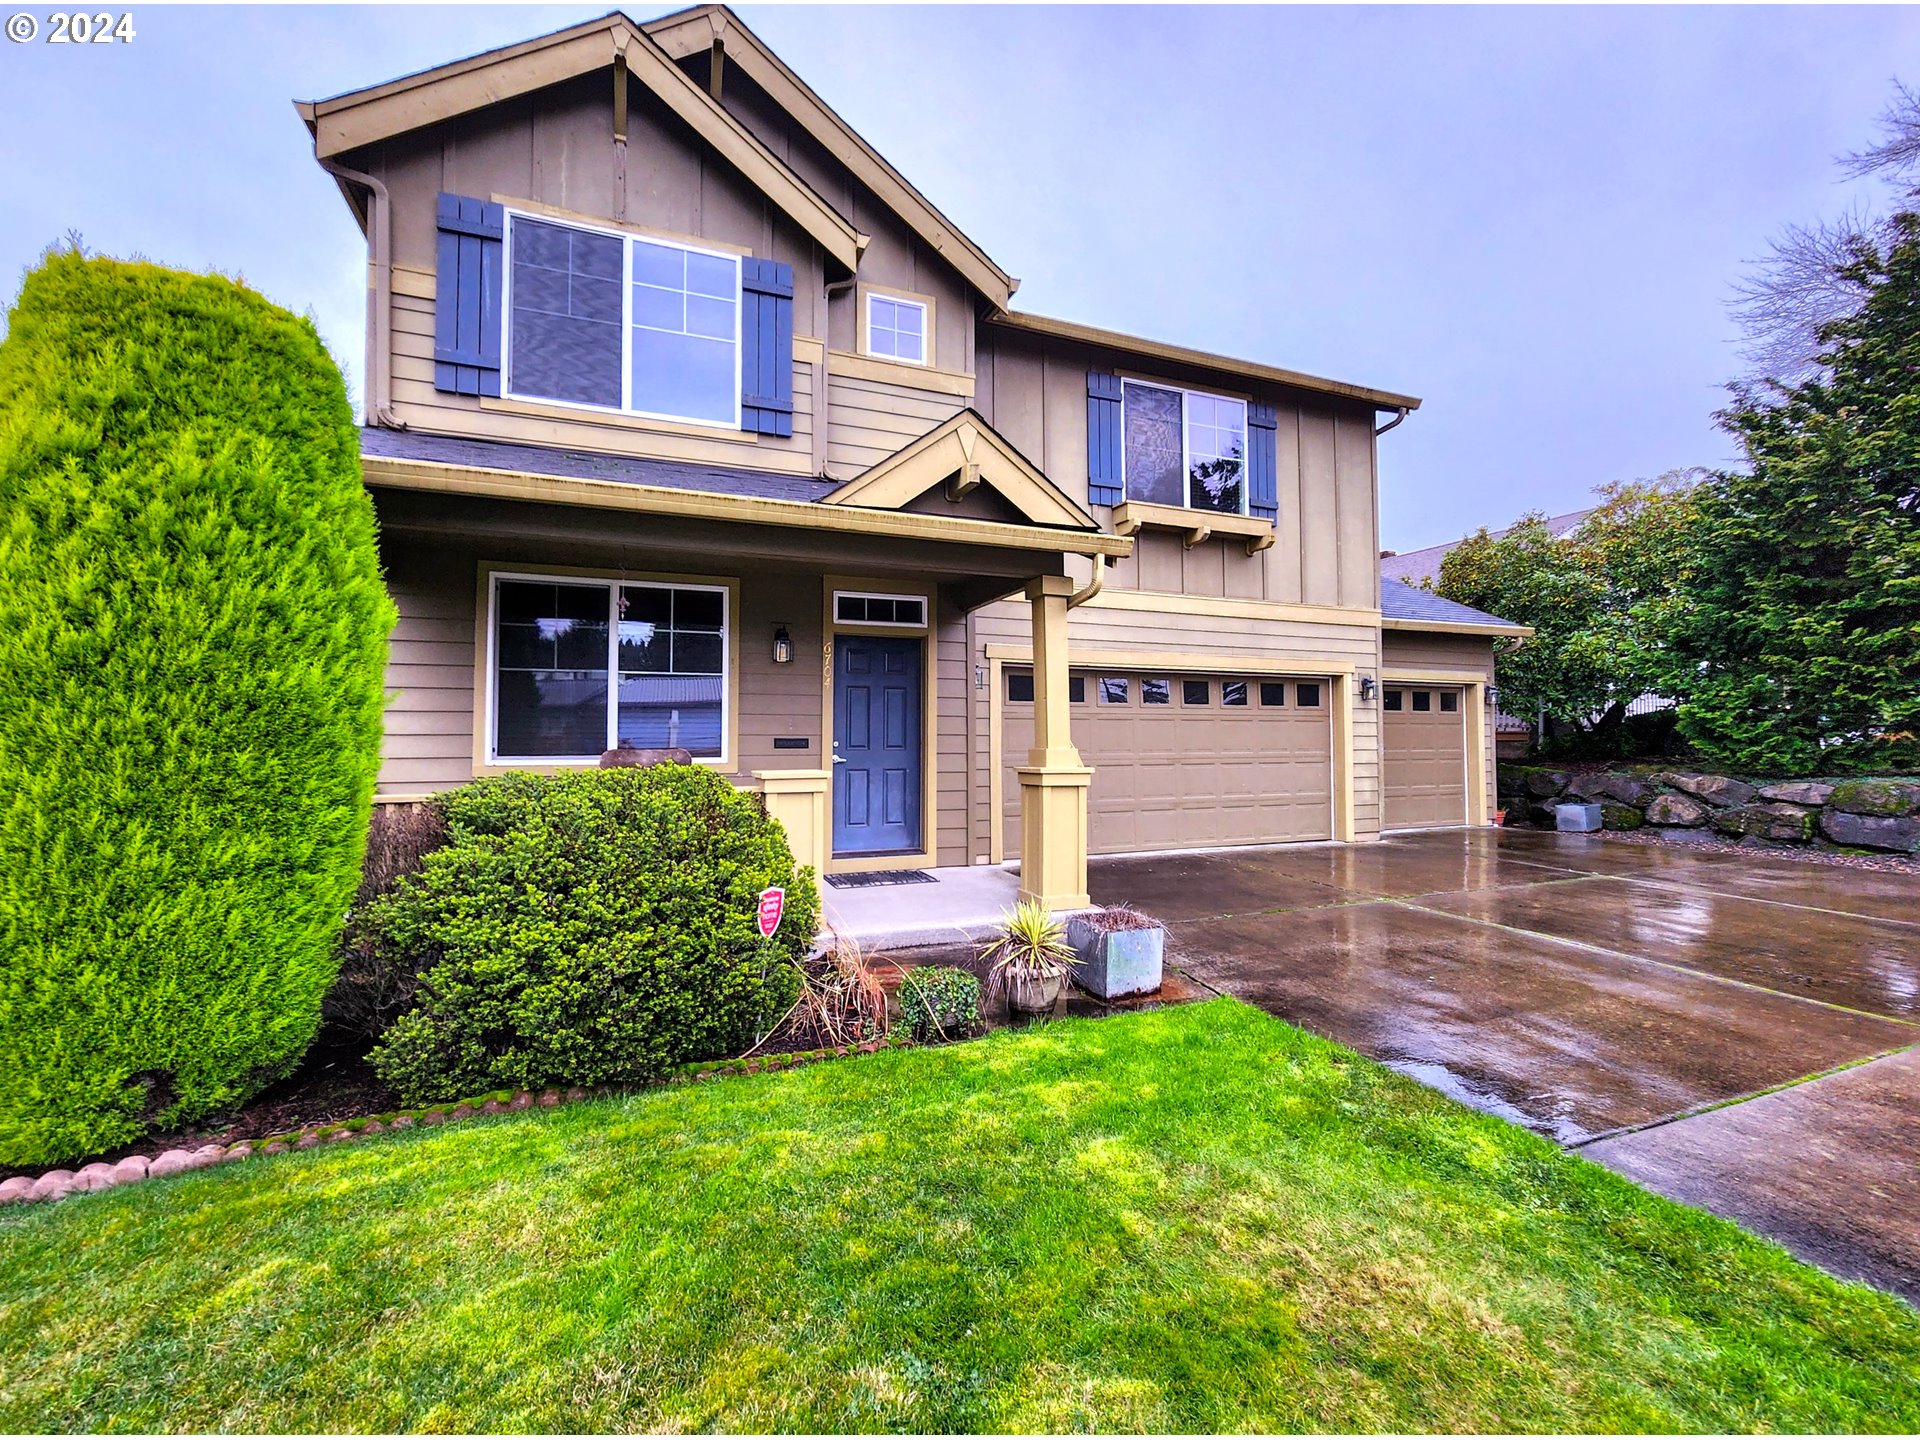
[981,900,1076,1014]
[1065,904,1165,1000]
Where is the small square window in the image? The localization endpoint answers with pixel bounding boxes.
[1182,679,1210,706]
[867,292,928,366]
[1006,670,1034,703]
[1296,682,1323,708]
[1222,681,1248,707]
[1142,678,1171,705]
[1070,675,1087,704]
[1100,677,1130,704]
[1440,691,1459,713]
[1259,682,1287,707]
[1384,690,1403,712]
[1412,691,1432,712]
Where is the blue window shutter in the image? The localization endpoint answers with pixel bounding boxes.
[740,257,795,436]
[1087,371,1123,507]
[1248,401,1278,522]
[433,193,505,397]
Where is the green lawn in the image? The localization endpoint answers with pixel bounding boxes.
[2,999,1915,1433]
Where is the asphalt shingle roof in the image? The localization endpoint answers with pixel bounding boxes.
[1380,577,1518,629]
[358,427,841,505]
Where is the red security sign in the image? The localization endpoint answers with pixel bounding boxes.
[756,886,785,939]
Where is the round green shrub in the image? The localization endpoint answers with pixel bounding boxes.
[897,965,983,1043]
[364,766,820,1104]
[0,250,394,1167]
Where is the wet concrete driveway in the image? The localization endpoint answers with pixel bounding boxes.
[1090,828,1920,1302]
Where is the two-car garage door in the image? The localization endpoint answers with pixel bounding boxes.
[1382,684,1469,829]
[1002,669,1334,856]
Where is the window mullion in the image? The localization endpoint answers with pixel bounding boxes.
[620,238,633,414]
[1180,390,1193,509]
[606,583,620,753]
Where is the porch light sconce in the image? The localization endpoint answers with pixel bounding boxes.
[772,625,793,665]
[1486,685,1500,708]
[1358,674,1376,703]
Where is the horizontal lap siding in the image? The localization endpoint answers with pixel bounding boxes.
[824,372,965,476]
[379,540,478,796]
[389,285,818,473]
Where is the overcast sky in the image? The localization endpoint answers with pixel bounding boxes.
[1,4,1908,549]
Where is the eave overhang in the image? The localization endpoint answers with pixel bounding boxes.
[1381,617,1535,638]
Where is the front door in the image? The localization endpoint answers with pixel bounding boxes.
[832,635,923,856]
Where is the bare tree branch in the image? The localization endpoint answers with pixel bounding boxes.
[1839,78,1920,183]
[1729,207,1884,384]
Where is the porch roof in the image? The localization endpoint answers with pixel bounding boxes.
[1380,577,1532,637]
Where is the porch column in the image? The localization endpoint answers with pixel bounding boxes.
[1015,575,1091,909]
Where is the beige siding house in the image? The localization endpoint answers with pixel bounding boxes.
[298,6,1527,907]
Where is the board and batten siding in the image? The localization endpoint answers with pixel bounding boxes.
[354,70,825,471]
[1381,630,1498,825]
[974,325,1382,613]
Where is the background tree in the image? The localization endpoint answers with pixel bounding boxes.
[0,250,394,1167]
[1435,475,1699,745]
[1670,212,1920,775]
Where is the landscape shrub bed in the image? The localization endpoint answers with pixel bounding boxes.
[361,766,820,1104]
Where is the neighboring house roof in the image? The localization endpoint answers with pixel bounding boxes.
[986,311,1422,414]
[294,11,864,271]
[642,5,1018,310]
[1380,508,1592,585]
[1379,578,1531,637]
[358,427,841,505]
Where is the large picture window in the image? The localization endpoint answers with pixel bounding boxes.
[1121,380,1248,515]
[506,212,741,428]
[489,574,729,765]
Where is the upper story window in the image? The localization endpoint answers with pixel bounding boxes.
[506,212,741,428]
[1121,380,1247,515]
[865,292,928,365]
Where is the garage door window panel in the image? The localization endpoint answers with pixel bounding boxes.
[1260,682,1287,706]
[1223,681,1248,707]
[1183,680,1210,706]
[1296,683,1322,708]
[1384,689,1403,711]
[1142,678,1171,705]
[1100,677,1130,704]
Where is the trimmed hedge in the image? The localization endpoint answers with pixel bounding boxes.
[364,767,820,1105]
[0,251,394,1167]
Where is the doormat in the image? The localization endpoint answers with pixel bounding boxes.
[824,870,938,889]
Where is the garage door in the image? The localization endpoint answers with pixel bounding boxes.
[1002,669,1334,857]
[1382,685,1468,829]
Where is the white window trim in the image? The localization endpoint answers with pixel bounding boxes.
[485,570,732,768]
[1118,380,1251,517]
[832,589,929,630]
[864,291,929,367]
[501,208,744,431]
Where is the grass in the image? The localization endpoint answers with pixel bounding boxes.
[1,999,1915,1433]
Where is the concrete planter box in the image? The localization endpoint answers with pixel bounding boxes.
[1067,915,1165,999]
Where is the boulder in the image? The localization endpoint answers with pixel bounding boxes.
[1712,803,1815,842]
[1581,773,1649,806]
[28,1170,76,1203]
[1757,781,1835,806]
[1645,793,1710,827]
[1661,773,1756,809]
[1827,780,1920,818]
[1523,769,1570,799]
[1820,809,1920,853]
[1526,803,1560,829]
[148,1149,197,1179]
[72,1162,119,1193]
[0,1176,36,1205]
[191,1145,228,1167]
[1600,804,1645,831]
[110,1155,150,1186]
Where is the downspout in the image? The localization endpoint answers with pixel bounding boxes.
[320,159,404,430]
[1067,555,1105,609]
[1374,406,1409,437]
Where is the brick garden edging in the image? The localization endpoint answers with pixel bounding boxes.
[1500,767,1920,854]
[0,1036,909,1210]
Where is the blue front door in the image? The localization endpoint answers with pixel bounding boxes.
[833,635,923,855]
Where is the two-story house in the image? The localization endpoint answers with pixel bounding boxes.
[297,6,1526,909]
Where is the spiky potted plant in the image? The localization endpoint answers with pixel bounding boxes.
[981,900,1077,1014]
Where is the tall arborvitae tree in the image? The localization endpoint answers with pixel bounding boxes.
[0,251,394,1166]
[1671,214,1920,775]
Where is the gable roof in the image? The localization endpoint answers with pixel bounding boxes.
[823,410,1100,531]
[643,4,1018,310]
[1380,578,1530,636]
[295,11,864,271]
[1380,508,1592,585]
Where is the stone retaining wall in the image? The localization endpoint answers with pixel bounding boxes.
[1498,767,1920,854]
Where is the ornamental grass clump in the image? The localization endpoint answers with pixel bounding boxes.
[0,248,393,1168]
[364,766,819,1105]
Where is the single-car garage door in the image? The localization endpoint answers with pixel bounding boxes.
[1002,669,1334,857]
[1383,685,1468,829]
